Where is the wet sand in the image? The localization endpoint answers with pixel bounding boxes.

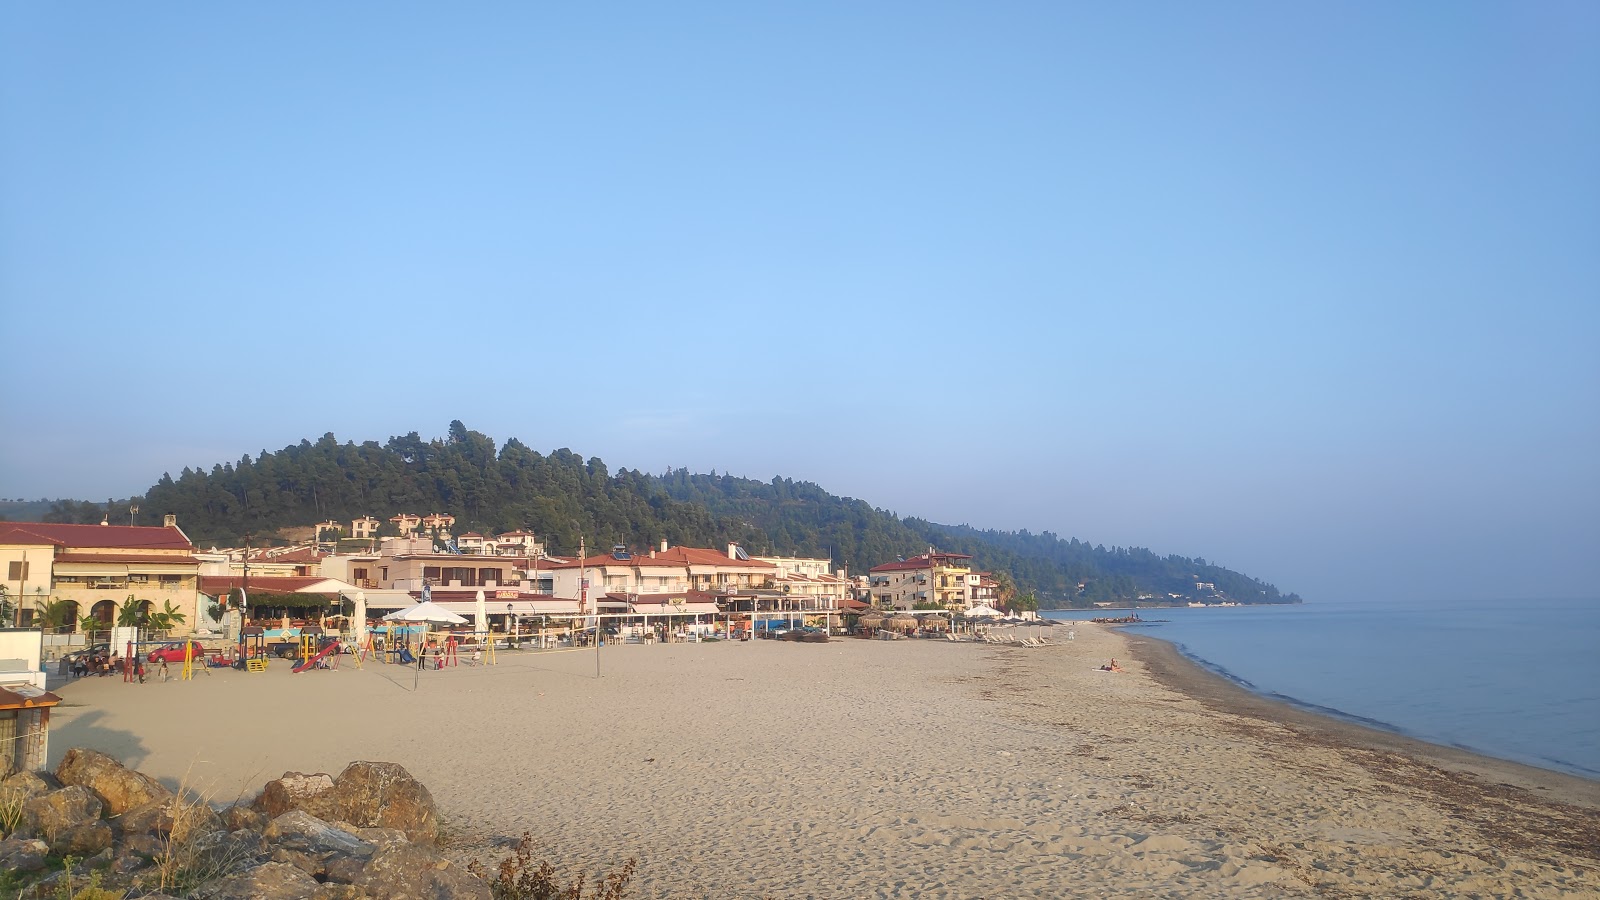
[44,625,1600,898]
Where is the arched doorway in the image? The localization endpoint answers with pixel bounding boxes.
[90,599,116,631]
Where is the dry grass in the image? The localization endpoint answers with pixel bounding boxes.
[469,831,637,900]
[150,762,255,895]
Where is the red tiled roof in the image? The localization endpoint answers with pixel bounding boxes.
[55,553,199,566]
[549,547,775,570]
[869,552,972,573]
[201,576,335,594]
[0,522,193,551]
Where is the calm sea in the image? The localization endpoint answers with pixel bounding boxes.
[1045,598,1600,780]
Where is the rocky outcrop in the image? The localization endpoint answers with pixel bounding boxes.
[355,842,492,900]
[21,783,102,838]
[0,836,49,872]
[254,772,336,820]
[197,860,323,900]
[9,750,491,900]
[254,761,440,844]
[118,794,225,843]
[55,748,173,815]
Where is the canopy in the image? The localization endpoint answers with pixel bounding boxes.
[382,600,468,624]
[965,604,1003,618]
[353,591,368,644]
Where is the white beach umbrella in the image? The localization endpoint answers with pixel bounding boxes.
[353,591,368,645]
[382,600,469,625]
[475,589,487,637]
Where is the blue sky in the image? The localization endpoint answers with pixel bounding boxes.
[3,3,1596,603]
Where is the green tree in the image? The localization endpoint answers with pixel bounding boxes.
[145,599,188,636]
[117,598,145,628]
[37,597,73,632]
[78,613,103,636]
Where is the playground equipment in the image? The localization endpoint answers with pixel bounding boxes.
[238,626,266,671]
[292,638,340,673]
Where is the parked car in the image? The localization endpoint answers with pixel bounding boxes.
[147,640,209,663]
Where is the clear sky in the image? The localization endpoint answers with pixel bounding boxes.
[2,3,1596,603]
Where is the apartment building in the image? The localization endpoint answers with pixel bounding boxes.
[867,550,978,611]
[0,520,201,634]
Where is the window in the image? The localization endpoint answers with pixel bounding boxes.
[159,574,182,585]
[353,568,369,581]
[424,566,441,581]
[479,568,499,584]
[380,567,388,580]
[129,574,150,584]
[7,561,26,581]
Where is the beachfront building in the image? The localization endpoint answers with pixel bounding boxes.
[323,538,527,593]
[0,520,201,635]
[754,556,849,611]
[351,516,381,540]
[548,543,778,603]
[867,550,977,612]
[389,513,422,536]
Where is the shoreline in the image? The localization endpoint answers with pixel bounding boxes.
[1122,629,1600,807]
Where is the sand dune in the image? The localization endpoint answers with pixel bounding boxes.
[47,625,1600,898]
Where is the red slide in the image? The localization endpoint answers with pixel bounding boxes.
[292,641,339,673]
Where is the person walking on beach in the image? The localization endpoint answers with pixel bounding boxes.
[417,641,427,670]
[159,658,170,682]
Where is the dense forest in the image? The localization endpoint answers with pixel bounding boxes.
[13,422,1300,607]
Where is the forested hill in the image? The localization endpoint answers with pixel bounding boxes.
[32,423,1299,607]
[650,471,1299,605]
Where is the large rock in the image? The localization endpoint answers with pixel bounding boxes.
[254,772,336,820]
[118,795,225,844]
[0,836,49,872]
[254,762,439,845]
[49,821,113,856]
[21,784,103,838]
[264,810,374,858]
[327,762,439,844]
[1,770,60,805]
[197,860,323,900]
[355,843,491,900]
[56,748,173,816]
[221,803,265,833]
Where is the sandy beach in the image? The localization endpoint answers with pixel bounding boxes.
[45,625,1600,898]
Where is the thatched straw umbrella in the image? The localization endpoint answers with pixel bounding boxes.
[887,614,919,633]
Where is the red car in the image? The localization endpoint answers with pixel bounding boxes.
[146,640,209,663]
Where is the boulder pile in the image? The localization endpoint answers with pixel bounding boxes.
[0,749,489,899]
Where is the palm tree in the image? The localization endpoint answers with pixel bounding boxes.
[146,599,188,637]
[37,598,73,633]
[990,571,1018,608]
[117,598,144,628]
[78,613,103,638]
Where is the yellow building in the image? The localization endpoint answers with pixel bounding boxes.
[0,520,201,634]
[867,550,976,611]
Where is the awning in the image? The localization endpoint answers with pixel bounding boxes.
[628,601,722,616]
[341,589,419,611]
[434,599,582,617]
[54,563,130,576]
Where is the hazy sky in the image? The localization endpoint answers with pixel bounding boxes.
[3,3,1596,603]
